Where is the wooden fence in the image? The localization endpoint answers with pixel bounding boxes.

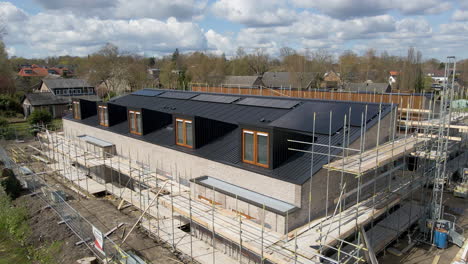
[191,86,429,110]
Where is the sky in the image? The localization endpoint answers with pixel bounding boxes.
[0,0,468,60]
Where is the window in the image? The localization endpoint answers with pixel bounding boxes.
[128,110,142,135]
[98,105,109,126]
[72,101,81,119]
[242,129,269,168]
[24,70,33,74]
[176,118,193,148]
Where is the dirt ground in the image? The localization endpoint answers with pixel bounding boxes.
[379,192,468,264]
[9,140,181,264]
[13,193,91,264]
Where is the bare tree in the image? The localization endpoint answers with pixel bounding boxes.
[246,48,269,75]
[0,16,6,40]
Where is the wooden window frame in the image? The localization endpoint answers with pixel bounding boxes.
[175,118,193,148]
[98,105,109,127]
[242,129,269,168]
[128,110,142,135]
[72,101,81,119]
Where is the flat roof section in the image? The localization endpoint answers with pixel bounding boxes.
[192,176,297,215]
[77,135,114,148]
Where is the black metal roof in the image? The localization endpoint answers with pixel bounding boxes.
[67,89,394,185]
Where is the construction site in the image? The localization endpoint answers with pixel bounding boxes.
[1,57,467,264]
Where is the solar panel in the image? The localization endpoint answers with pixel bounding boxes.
[344,104,380,126]
[236,97,299,109]
[158,92,197,99]
[192,94,240,104]
[131,89,164,97]
[270,102,348,134]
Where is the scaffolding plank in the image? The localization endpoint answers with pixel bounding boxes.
[323,136,426,175]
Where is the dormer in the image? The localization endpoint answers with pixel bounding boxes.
[239,124,314,170]
[72,98,97,120]
[173,115,237,149]
[97,102,127,127]
[127,108,171,136]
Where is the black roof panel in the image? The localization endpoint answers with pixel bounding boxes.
[192,94,241,104]
[131,89,164,97]
[159,91,197,99]
[236,97,299,109]
[270,102,348,134]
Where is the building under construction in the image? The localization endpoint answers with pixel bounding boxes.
[6,57,467,263]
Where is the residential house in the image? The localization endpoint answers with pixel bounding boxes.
[220,75,264,88]
[21,92,70,118]
[18,64,73,77]
[22,78,99,118]
[38,78,97,98]
[262,72,316,90]
[388,71,399,85]
[344,82,392,93]
[322,71,342,89]
[64,89,394,234]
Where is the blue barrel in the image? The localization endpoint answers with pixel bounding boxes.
[434,229,448,249]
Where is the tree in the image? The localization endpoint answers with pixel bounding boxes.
[246,48,269,75]
[159,60,178,89]
[399,47,424,92]
[339,50,360,82]
[0,41,15,94]
[28,110,52,126]
[0,168,22,199]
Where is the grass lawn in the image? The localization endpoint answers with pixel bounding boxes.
[0,237,29,264]
[7,118,62,130]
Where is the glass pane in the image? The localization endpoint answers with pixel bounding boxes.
[243,132,254,162]
[136,113,142,133]
[104,109,109,125]
[257,134,268,165]
[186,122,193,146]
[129,113,135,130]
[177,120,184,144]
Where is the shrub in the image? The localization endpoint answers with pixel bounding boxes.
[0,117,8,128]
[0,94,21,113]
[0,168,22,199]
[28,109,52,126]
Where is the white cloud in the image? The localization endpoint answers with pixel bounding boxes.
[292,0,452,19]
[453,10,468,21]
[33,0,207,21]
[6,46,15,56]
[2,4,208,57]
[0,2,28,22]
[205,29,235,55]
[211,0,296,27]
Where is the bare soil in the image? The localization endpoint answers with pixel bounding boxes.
[9,140,181,264]
[379,192,467,264]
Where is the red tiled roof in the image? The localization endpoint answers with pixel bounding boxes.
[18,64,73,77]
[389,71,399,76]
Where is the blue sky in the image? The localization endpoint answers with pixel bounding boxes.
[1,0,468,60]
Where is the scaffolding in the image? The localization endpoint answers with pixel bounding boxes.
[4,60,467,263]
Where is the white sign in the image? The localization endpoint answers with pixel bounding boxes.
[92,226,105,256]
